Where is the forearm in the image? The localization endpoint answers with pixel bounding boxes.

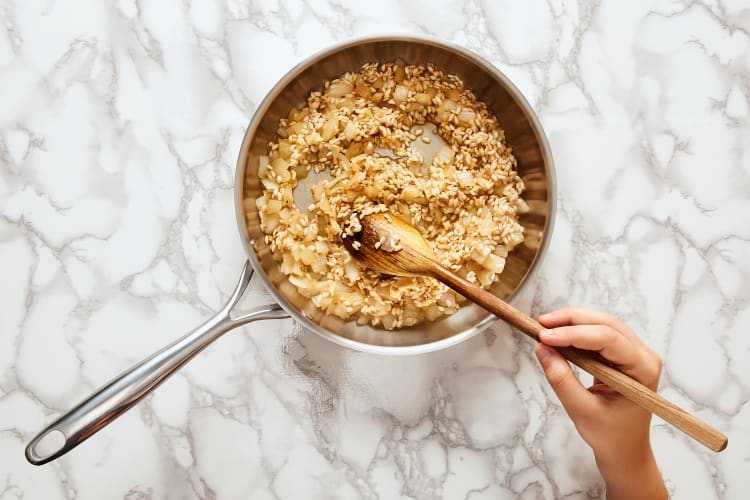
[595,447,667,500]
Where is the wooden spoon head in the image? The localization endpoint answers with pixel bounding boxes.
[342,212,439,278]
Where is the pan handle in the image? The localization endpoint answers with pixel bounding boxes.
[25,261,289,465]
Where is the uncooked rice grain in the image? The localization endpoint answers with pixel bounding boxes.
[250,61,526,330]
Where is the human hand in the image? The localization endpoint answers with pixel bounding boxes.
[534,308,667,500]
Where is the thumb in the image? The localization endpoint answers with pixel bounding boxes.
[534,343,596,421]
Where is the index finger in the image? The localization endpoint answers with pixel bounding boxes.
[538,308,640,345]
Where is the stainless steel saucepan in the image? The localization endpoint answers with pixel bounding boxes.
[25,35,556,465]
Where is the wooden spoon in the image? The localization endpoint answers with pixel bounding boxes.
[342,211,728,452]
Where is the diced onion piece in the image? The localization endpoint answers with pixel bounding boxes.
[458,109,475,125]
[328,80,353,97]
[436,109,451,123]
[436,145,453,163]
[438,291,458,309]
[278,140,292,160]
[415,92,432,105]
[311,255,327,274]
[331,281,352,294]
[288,275,309,289]
[382,315,396,330]
[482,253,506,274]
[288,106,308,120]
[402,305,420,326]
[346,141,365,159]
[442,99,459,112]
[517,198,530,214]
[312,294,333,310]
[272,158,290,182]
[266,199,282,214]
[356,314,370,326]
[355,83,371,98]
[258,155,270,177]
[343,121,358,140]
[477,269,495,287]
[400,185,424,202]
[457,172,474,187]
[287,121,306,135]
[493,245,509,258]
[344,259,360,283]
[254,196,266,211]
[424,304,441,322]
[337,97,355,110]
[299,245,316,265]
[470,244,491,263]
[479,217,493,236]
[279,208,293,224]
[261,177,278,190]
[508,232,524,248]
[321,114,339,140]
[394,85,409,102]
[293,163,308,180]
[394,63,405,82]
[264,214,280,232]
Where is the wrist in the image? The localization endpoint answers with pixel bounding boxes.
[595,446,667,500]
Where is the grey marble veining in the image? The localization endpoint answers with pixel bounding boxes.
[1,0,748,498]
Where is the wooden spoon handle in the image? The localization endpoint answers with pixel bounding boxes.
[432,265,728,452]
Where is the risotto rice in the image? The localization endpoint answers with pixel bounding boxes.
[248,62,527,329]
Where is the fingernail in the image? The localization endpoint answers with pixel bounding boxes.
[535,344,552,363]
[539,312,553,320]
[539,328,554,339]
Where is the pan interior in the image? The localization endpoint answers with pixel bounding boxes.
[237,37,554,351]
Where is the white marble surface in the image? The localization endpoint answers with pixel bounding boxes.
[1,0,749,498]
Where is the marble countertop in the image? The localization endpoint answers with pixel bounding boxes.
[1,1,749,498]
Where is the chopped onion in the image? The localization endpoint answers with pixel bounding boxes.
[400,185,424,202]
[382,315,396,330]
[424,304,441,322]
[264,214,280,232]
[457,172,474,187]
[477,269,495,287]
[344,259,360,283]
[493,245,509,258]
[394,85,409,102]
[458,109,475,124]
[415,92,432,105]
[508,232,524,248]
[254,196,266,211]
[311,255,327,274]
[482,253,506,274]
[328,80,353,97]
[299,245,316,265]
[258,155,270,177]
[266,199,282,214]
[517,198,530,214]
[343,121,358,140]
[442,99,458,112]
[394,63,406,83]
[321,114,339,140]
[436,109,451,123]
[479,217,493,235]
[470,244,491,263]
[261,177,278,190]
[288,275,309,289]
